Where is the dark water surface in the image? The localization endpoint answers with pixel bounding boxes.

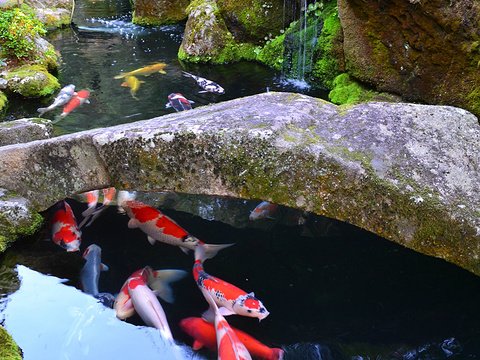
[1,195,480,359]
[3,0,327,134]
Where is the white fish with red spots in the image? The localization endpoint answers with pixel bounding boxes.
[193,243,269,321]
[200,288,252,360]
[122,200,233,259]
[50,200,81,252]
[249,201,278,221]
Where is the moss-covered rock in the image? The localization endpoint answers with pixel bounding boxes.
[178,0,257,63]
[0,90,7,112]
[25,0,74,29]
[328,73,376,104]
[5,64,60,97]
[337,0,480,117]
[0,326,22,360]
[132,0,189,26]
[0,189,44,253]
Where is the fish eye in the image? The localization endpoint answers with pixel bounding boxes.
[247,309,252,313]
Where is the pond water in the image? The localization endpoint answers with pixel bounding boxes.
[1,194,480,359]
[2,0,328,135]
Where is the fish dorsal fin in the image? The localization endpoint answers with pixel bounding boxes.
[100,263,109,271]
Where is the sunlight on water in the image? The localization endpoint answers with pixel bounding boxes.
[0,265,206,360]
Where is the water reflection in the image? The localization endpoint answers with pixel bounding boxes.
[1,265,204,360]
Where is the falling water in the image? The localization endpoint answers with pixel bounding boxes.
[280,0,321,89]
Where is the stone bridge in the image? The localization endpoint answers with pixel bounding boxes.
[1,92,480,275]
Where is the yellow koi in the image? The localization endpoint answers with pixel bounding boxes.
[121,75,145,100]
[114,62,167,79]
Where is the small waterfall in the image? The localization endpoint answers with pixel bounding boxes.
[281,0,322,88]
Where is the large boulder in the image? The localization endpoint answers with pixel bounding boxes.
[337,0,480,117]
[0,93,480,277]
[132,0,189,26]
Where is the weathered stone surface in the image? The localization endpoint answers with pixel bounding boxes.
[337,0,480,117]
[132,0,189,25]
[1,92,480,276]
[0,118,53,146]
[25,0,73,29]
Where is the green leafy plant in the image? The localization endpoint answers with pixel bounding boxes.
[0,8,46,59]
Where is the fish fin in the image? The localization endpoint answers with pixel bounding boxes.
[189,100,195,103]
[121,82,128,87]
[37,108,47,115]
[149,269,188,303]
[85,99,90,104]
[201,306,216,324]
[218,307,235,317]
[81,205,98,218]
[192,340,205,351]
[100,263,109,271]
[147,236,156,245]
[120,299,135,312]
[273,348,285,360]
[248,292,255,297]
[198,90,208,93]
[77,215,91,229]
[114,74,126,79]
[127,218,139,229]
[203,243,235,260]
[179,246,191,255]
[165,103,171,108]
[181,71,192,77]
[158,70,166,74]
[140,81,145,84]
[267,216,276,220]
[85,205,107,227]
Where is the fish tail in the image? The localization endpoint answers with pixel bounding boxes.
[149,269,187,303]
[114,74,127,79]
[271,348,285,360]
[181,71,192,78]
[37,107,48,116]
[203,242,235,260]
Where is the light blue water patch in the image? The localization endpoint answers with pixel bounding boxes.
[1,265,205,360]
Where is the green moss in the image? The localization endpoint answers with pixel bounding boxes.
[312,7,343,89]
[0,91,7,111]
[256,33,285,70]
[328,73,377,105]
[0,326,22,360]
[5,64,60,97]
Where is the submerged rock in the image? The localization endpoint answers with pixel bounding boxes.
[0,93,480,277]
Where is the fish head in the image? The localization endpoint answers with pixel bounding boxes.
[114,281,135,319]
[52,224,81,252]
[232,293,270,320]
[82,244,101,260]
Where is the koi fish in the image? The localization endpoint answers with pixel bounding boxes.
[79,244,115,306]
[193,243,269,321]
[182,71,225,94]
[50,200,81,252]
[122,200,233,259]
[55,90,90,120]
[249,201,278,221]
[117,190,137,214]
[165,93,194,112]
[121,75,145,100]
[114,62,167,79]
[37,84,76,116]
[79,187,116,228]
[81,190,99,218]
[200,288,252,360]
[180,317,284,360]
[114,266,187,320]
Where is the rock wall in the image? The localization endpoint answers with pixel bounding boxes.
[1,93,480,277]
[337,0,480,116]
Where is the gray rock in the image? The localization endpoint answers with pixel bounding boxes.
[0,118,53,146]
[1,92,480,275]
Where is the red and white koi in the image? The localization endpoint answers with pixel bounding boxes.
[114,266,187,320]
[50,200,81,252]
[193,243,269,321]
[165,93,194,112]
[55,90,90,120]
[122,200,233,259]
[79,187,116,228]
[182,71,225,94]
[249,201,278,221]
[180,317,284,360]
[200,288,252,360]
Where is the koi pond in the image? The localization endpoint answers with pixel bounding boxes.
[1,193,480,359]
[2,0,327,134]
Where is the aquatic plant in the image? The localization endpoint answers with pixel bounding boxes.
[0,8,46,59]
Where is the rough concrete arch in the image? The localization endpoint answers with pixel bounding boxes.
[1,92,480,275]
